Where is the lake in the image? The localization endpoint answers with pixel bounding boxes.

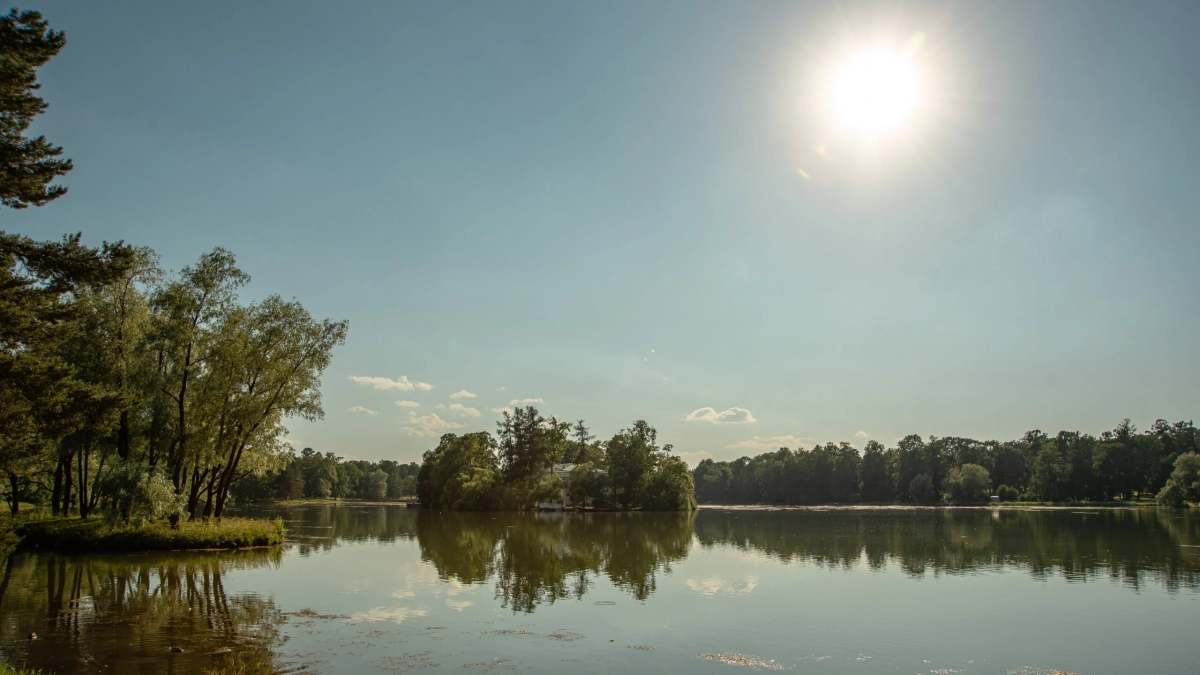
[1,506,1197,674]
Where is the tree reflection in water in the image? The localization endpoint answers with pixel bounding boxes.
[0,549,282,674]
[416,511,696,612]
[694,507,1200,593]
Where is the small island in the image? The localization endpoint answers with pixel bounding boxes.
[415,407,697,511]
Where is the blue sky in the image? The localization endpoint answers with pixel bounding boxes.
[8,1,1200,465]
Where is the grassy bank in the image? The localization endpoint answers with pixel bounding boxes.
[1,663,47,675]
[16,517,285,553]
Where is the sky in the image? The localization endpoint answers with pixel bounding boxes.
[7,1,1200,466]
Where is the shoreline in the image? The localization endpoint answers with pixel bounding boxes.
[10,516,286,554]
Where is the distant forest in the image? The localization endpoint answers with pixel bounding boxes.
[231,449,420,503]
[693,419,1200,506]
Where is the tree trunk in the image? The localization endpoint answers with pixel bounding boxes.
[202,470,219,518]
[61,450,73,517]
[172,342,192,493]
[51,458,64,517]
[117,410,130,461]
[212,443,246,518]
[186,466,208,519]
[77,444,87,518]
[7,473,19,515]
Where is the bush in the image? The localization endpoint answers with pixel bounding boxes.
[97,462,186,525]
[997,485,1020,502]
[908,473,935,505]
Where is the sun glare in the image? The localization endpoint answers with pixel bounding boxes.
[829,47,921,138]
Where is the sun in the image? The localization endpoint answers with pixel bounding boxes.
[828,47,922,138]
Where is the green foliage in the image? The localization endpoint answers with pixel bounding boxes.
[96,461,185,525]
[568,462,611,508]
[496,406,569,486]
[366,468,389,500]
[17,515,284,553]
[859,440,893,502]
[0,9,72,208]
[606,421,661,508]
[692,418,1196,505]
[419,432,499,509]
[642,456,697,511]
[1157,452,1200,508]
[416,412,696,511]
[908,473,935,504]
[997,484,1020,502]
[944,463,990,504]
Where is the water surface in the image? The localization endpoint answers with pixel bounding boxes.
[1,506,1197,674]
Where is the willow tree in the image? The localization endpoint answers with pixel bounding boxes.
[205,295,347,517]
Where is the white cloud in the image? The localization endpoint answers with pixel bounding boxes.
[508,398,544,406]
[435,402,445,409]
[676,450,714,468]
[491,406,514,416]
[349,375,432,391]
[496,386,506,391]
[346,607,428,625]
[346,406,377,416]
[402,413,465,438]
[394,400,420,408]
[685,407,756,424]
[449,403,481,418]
[854,430,869,439]
[449,390,477,399]
[726,435,811,451]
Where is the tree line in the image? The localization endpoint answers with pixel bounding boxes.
[417,406,697,511]
[692,419,1199,506]
[230,448,419,502]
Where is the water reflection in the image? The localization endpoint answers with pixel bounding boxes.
[0,506,1196,674]
[694,508,1200,592]
[417,511,695,612]
[0,549,282,674]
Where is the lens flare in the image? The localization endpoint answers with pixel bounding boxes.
[797,168,811,179]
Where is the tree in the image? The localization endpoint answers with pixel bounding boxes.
[859,441,893,502]
[1156,452,1200,508]
[944,464,990,504]
[418,432,498,509]
[642,455,696,511]
[496,406,569,486]
[0,233,132,514]
[908,473,935,504]
[605,421,662,508]
[366,469,388,501]
[0,9,72,209]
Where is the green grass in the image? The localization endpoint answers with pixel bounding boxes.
[16,516,285,553]
[0,663,49,675]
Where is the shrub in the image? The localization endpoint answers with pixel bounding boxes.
[97,462,186,525]
[997,485,1020,502]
